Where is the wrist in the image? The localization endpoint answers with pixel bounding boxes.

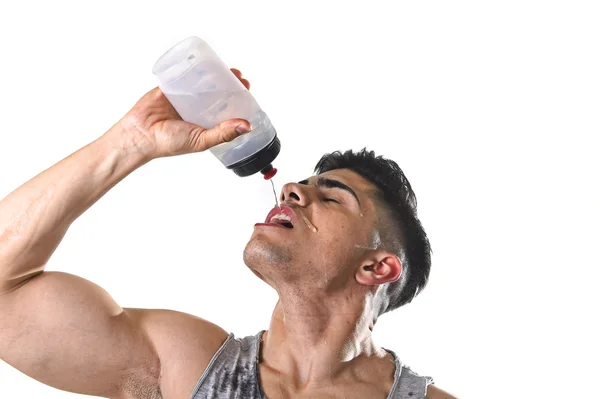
[101,119,157,165]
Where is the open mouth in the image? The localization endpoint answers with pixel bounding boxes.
[270,218,294,228]
[264,206,296,229]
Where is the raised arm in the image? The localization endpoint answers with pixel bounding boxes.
[0,73,251,397]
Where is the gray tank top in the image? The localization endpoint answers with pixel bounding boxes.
[189,330,433,399]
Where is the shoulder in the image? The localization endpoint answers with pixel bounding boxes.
[426,384,459,399]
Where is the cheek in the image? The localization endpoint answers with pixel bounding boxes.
[317,221,363,252]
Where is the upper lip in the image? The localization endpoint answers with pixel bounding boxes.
[265,205,297,227]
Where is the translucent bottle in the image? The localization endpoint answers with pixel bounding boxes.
[152,36,280,178]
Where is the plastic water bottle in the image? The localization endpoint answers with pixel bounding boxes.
[152,36,279,178]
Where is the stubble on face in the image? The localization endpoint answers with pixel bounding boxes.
[243,235,294,271]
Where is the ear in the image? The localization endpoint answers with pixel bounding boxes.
[355,251,402,286]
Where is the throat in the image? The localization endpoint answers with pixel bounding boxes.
[259,304,387,385]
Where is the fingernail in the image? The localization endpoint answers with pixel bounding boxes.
[235,125,251,134]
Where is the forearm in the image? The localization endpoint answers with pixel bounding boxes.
[0,126,149,291]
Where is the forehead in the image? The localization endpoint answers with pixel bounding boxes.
[317,168,375,187]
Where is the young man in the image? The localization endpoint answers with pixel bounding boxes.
[0,70,457,398]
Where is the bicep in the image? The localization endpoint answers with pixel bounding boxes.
[0,271,160,397]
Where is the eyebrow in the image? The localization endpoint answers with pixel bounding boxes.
[298,177,361,206]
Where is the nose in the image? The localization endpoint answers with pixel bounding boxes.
[280,182,310,207]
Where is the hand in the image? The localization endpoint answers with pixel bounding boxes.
[112,68,252,160]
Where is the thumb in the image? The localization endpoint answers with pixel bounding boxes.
[188,118,251,152]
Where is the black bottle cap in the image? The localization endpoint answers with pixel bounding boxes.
[227,136,281,177]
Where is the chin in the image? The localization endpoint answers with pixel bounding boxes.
[244,238,289,265]
[243,237,294,273]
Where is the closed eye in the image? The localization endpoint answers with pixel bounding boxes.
[298,177,360,207]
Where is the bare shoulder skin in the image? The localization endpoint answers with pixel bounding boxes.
[427,384,460,399]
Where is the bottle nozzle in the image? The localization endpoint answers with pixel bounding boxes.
[261,164,278,180]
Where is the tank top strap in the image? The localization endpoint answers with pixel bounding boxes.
[384,347,434,399]
[189,330,265,399]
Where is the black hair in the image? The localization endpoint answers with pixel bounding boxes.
[314,148,431,316]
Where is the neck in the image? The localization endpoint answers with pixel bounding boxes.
[260,287,387,388]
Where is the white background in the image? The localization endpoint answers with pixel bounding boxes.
[0,1,598,398]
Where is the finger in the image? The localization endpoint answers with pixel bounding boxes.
[192,118,251,152]
[230,69,250,89]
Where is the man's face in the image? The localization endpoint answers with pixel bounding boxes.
[244,168,381,290]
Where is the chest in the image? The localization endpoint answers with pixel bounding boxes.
[258,364,394,399]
